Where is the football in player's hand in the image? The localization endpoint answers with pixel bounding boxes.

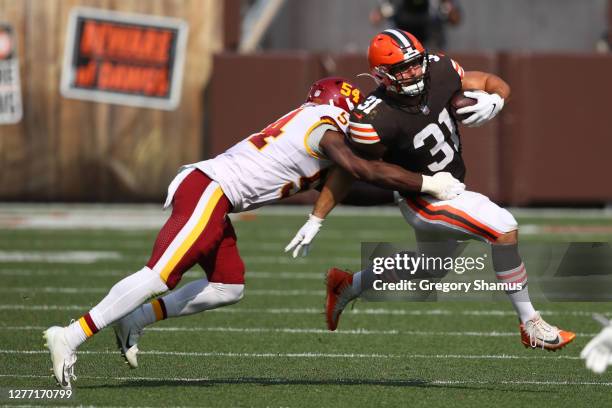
[450,90,478,121]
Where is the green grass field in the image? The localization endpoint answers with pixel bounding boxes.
[0,206,611,407]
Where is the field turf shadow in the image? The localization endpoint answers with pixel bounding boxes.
[81,377,547,393]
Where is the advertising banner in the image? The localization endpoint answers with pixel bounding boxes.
[61,7,188,110]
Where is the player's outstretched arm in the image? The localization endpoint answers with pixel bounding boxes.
[457,71,511,127]
[285,131,465,258]
[284,167,353,258]
[312,166,356,219]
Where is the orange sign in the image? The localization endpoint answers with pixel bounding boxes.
[61,8,188,110]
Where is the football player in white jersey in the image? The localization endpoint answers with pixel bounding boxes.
[43,77,465,388]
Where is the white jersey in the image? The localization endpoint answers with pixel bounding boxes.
[166,103,349,212]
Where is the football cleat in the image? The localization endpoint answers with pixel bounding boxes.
[43,326,77,389]
[113,315,141,369]
[520,312,576,351]
[325,268,355,331]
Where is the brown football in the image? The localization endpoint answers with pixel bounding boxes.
[450,90,478,121]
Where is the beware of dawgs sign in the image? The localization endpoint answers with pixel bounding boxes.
[0,23,23,124]
[61,8,188,110]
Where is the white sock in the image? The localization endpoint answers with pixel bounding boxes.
[494,262,536,323]
[508,287,537,323]
[64,267,168,350]
[492,244,538,324]
[65,320,88,350]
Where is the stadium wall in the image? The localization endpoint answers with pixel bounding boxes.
[208,52,612,206]
[498,53,612,205]
[0,1,610,205]
[0,0,224,201]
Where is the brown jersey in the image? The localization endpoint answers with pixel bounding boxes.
[349,54,466,181]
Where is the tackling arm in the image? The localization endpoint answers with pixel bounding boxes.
[283,166,351,257]
[319,130,423,195]
[284,130,465,257]
[320,131,464,201]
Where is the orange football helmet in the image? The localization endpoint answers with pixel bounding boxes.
[368,29,428,96]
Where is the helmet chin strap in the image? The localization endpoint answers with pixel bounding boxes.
[388,75,430,115]
[373,67,426,97]
[396,53,429,96]
[399,79,426,96]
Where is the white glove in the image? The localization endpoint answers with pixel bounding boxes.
[456,91,504,127]
[421,172,465,201]
[581,315,612,374]
[284,214,324,258]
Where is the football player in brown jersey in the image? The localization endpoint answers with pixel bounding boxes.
[287,29,575,351]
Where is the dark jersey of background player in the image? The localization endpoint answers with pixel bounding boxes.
[349,53,466,183]
[370,0,462,50]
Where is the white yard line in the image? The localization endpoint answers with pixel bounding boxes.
[0,349,582,360]
[0,270,327,280]
[0,251,122,263]
[0,373,609,387]
[0,325,598,337]
[1,203,611,230]
[0,252,359,265]
[1,287,326,296]
[0,304,608,318]
[249,272,330,280]
[243,256,359,265]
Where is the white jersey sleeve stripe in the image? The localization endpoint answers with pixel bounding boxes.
[350,128,379,137]
[351,132,381,144]
[349,126,377,135]
[451,58,465,79]
[348,121,374,130]
[349,121,374,127]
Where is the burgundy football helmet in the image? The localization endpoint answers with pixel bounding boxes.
[305,77,364,113]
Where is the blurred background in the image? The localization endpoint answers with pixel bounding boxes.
[0,0,611,206]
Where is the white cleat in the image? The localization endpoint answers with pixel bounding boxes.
[520,312,576,351]
[113,315,141,369]
[43,326,77,389]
